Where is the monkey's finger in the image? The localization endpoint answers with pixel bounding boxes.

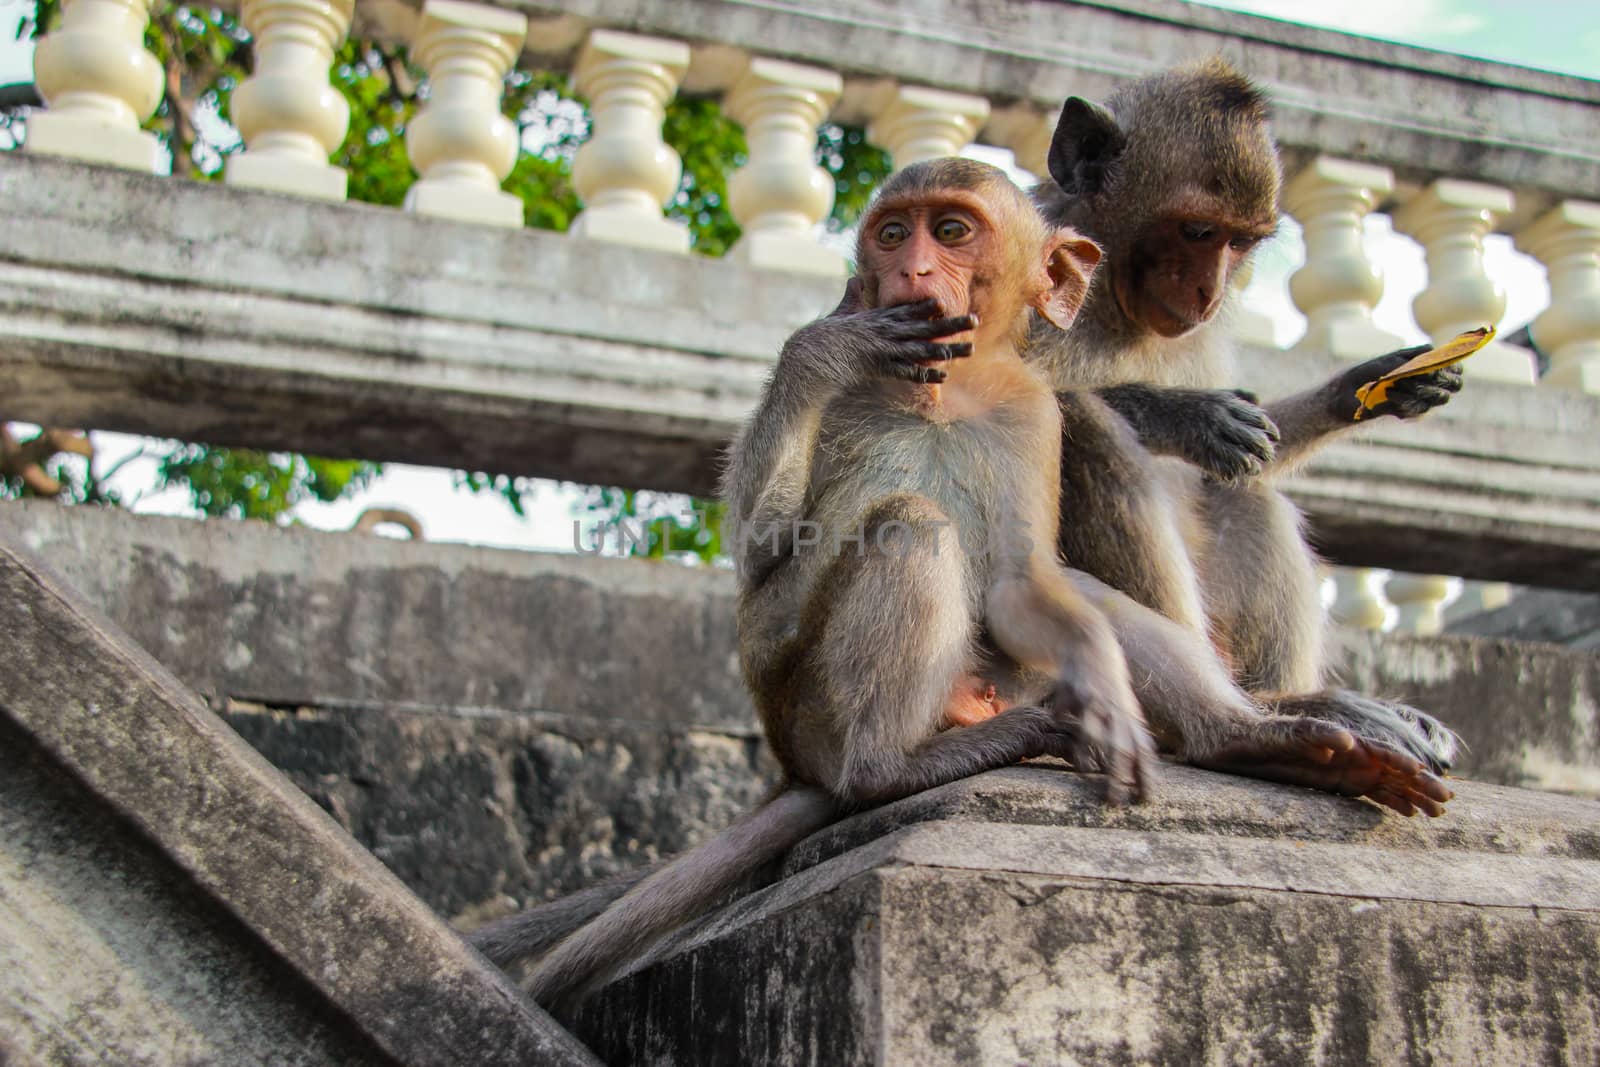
[1392,383,1455,408]
[894,314,979,340]
[1230,389,1260,405]
[893,342,973,363]
[881,298,944,323]
[1366,787,1418,817]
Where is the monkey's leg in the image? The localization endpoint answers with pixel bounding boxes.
[1193,482,1461,784]
[1195,481,1324,693]
[1065,570,1453,816]
[795,494,1072,807]
[1056,391,1208,633]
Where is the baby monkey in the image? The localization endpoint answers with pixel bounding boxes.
[503,159,1155,1007]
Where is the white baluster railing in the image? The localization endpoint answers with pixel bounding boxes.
[1384,572,1457,635]
[569,30,691,252]
[725,59,845,276]
[403,0,528,227]
[1393,179,1534,384]
[1329,568,1388,632]
[1517,200,1600,394]
[27,0,164,172]
[866,85,990,170]
[1283,157,1403,358]
[225,0,355,200]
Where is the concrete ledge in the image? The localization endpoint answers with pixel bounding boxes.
[5,154,1600,589]
[6,499,1595,800]
[571,766,1600,1065]
[0,531,598,1065]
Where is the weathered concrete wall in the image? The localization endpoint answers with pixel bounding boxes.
[0,498,780,923]
[571,766,1600,1066]
[221,700,773,926]
[0,531,599,1065]
[0,719,391,1067]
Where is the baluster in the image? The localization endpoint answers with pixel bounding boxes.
[1283,157,1403,357]
[1516,200,1600,393]
[569,30,691,253]
[27,0,164,171]
[1384,573,1456,635]
[986,106,1051,177]
[866,85,989,170]
[225,0,355,200]
[1328,567,1387,632]
[725,59,844,276]
[403,0,528,228]
[1393,179,1533,384]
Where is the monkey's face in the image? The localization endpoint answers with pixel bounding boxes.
[859,193,997,338]
[1112,185,1275,338]
[1115,214,1268,338]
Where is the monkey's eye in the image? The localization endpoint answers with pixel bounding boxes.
[1228,234,1261,252]
[934,218,971,242]
[877,220,910,246]
[1179,221,1216,243]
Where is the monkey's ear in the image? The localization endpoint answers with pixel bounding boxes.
[1035,233,1103,330]
[1047,98,1125,198]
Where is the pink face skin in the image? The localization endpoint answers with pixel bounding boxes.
[859,191,996,349]
[1116,208,1273,338]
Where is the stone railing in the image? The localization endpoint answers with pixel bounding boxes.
[6,0,1600,612]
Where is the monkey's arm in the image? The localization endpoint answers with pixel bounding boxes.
[724,298,975,587]
[1263,345,1462,472]
[1094,383,1279,482]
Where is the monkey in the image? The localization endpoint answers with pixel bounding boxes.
[472,157,1461,1001]
[1027,58,1463,804]
[475,158,1163,1007]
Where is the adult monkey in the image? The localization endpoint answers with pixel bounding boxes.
[495,158,1156,1006]
[1031,58,1463,799]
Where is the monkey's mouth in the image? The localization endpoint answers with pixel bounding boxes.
[1142,293,1204,337]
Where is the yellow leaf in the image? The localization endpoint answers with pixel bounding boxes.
[1352,326,1495,421]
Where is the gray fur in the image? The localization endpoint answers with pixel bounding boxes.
[1031,63,1462,788]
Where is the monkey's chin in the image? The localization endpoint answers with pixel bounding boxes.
[1140,299,1203,338]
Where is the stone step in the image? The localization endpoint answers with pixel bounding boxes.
[569,765,1600,1066]
[0,529,597,1065]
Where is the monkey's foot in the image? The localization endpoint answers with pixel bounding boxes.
[1191,717,1453,817]
[1043,678,1160,806]
[941,676,1007,728]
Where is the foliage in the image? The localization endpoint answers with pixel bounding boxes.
[579,488,726,564]
[0,2,892,533]
[156,445,380,521]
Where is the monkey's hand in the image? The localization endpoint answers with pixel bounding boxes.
[1331,345,1464,422]
[1096,384,1279,483]
[1192,717,1454,817]
[1044,672,1159,805]
[788,296,976,386]
[1174,389,1280,482]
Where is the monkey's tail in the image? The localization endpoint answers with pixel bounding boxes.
[524,785,838,1007]
[468,858,668,968]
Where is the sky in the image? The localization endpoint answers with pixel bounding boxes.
[1,1,1596,553]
